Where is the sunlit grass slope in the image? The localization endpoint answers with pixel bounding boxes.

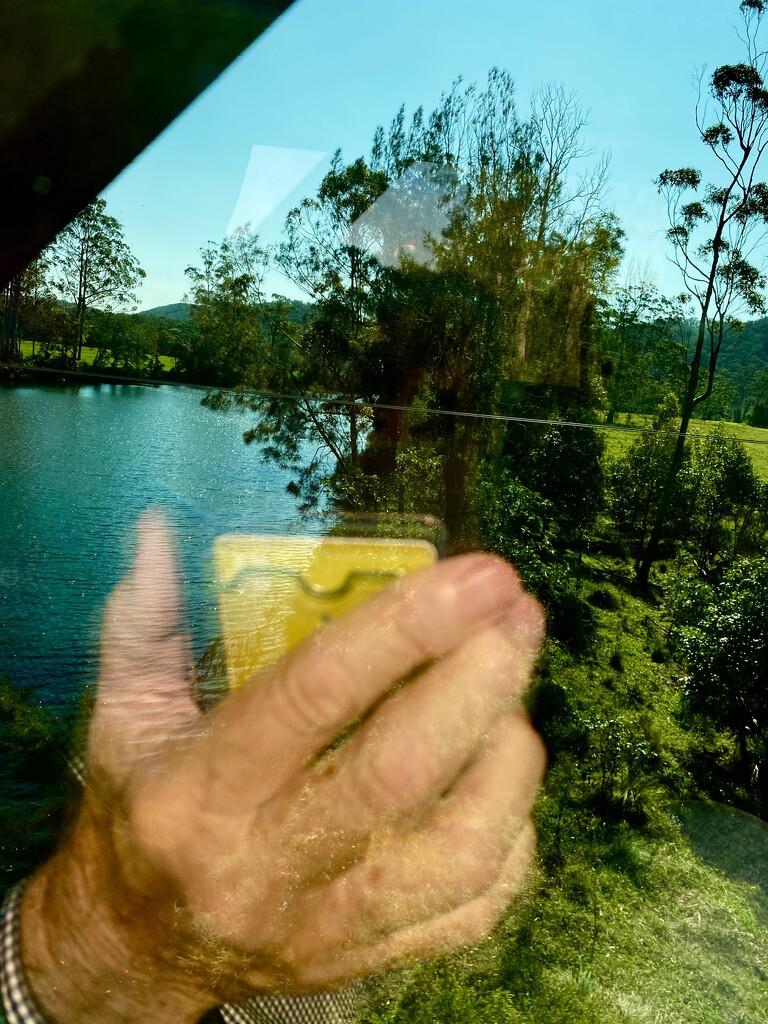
[602,414,768,482]
[362,813,768,1024]
[361,573,768,1024]
[17,340,174,371]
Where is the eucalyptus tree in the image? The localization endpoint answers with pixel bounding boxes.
[47,198,145,363]
[637,0,768,585]
[258,69,619,530]
[184,231,283,387]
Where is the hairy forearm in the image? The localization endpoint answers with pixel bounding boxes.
[19,801,215,1024]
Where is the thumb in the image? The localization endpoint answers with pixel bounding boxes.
[88,510,201,781]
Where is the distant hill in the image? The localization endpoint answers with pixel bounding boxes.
[278,299,315,325]
[136,302,190,320]
[719,317,768,375]
[135,300,315,325]
[678,316,768,376]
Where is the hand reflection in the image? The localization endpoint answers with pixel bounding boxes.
[20,511,546,1023]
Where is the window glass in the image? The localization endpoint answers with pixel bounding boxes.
[3,2,768,1020]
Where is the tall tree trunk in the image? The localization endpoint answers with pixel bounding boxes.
[636,306,710,587]
[1,277,22,362]
[442,417,474,542]
[76,307,85,362]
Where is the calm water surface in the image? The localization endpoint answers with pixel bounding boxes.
[0,382,308,717]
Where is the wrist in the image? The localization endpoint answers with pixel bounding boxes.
[18,800,215,1024]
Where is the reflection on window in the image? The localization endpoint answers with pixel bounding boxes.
[3,2,768,1021]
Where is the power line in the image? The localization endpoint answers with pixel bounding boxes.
[3,361,768,445]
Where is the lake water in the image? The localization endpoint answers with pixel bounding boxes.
[0,382,311,718]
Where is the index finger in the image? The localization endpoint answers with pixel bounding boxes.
[206,553,542,801]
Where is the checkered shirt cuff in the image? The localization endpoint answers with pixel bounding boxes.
[1,884,47,1024]
[2,881,365,1024]
[219,983,367,1024]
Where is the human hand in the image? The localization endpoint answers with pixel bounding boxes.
[20,512,545,1023]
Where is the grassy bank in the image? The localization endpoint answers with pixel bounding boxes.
[17,340,175,372]
[363,804,768,1023]
[601,414,768,482]
[360,570,768,1023]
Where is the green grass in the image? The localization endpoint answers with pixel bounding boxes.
[601,413,768,482]
[522,814,768,1023]
[17,339,175,372]
[362,814,768,1024]
[360,578,768,1024]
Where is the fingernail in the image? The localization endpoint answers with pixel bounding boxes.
[453,556,520,622]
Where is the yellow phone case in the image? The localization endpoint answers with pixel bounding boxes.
[214,535,437,690]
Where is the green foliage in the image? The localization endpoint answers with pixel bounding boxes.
[689,370,738,420]
[90,311,161,375]
[0,259,49,363]
[685,314,768,420]
[711,61,768,105]
[611,409,765,571]
[475,466,596,652]
[183,232,299,388]
[47,198,145,363]
[656,167,702,190]
[610,412,684,564]
[672,557,768,800]
[501,417,607,543]
[661,565,715,633]
[677,424,765,566]
[0,679,74,889]
[579,713,666,825]
[603,415,768,483]
[745,364,768,424]
[597,284,688,421]
[476,469,557,575]
[23,299,79,367]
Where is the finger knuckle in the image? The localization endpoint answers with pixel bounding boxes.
[351,750,409,815]
[388,598,436,666]
[450,830,508,900]
[277,652,359,737]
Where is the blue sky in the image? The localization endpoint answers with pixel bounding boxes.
[101,0,752,310]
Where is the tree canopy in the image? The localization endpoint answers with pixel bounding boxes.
[48,198,145,363]
[637,0,768,584]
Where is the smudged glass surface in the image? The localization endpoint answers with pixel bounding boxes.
[0,382,307,716]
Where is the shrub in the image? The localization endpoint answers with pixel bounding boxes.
[587,587,620,611]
